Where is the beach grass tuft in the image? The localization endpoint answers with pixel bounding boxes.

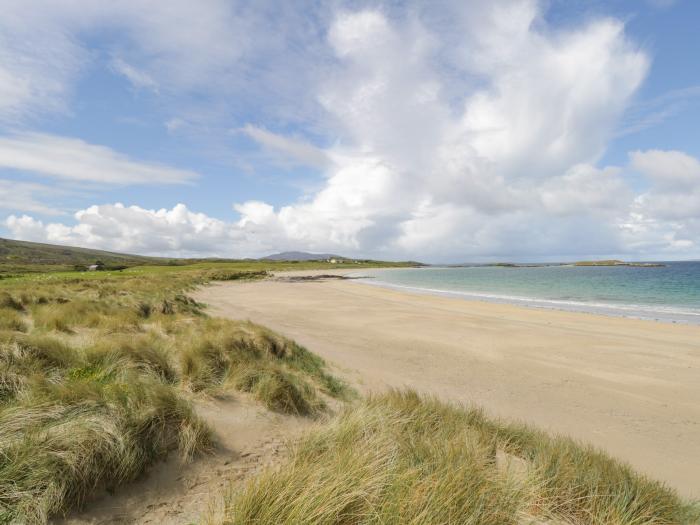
[0,266,349,523]
[214,390,700,525]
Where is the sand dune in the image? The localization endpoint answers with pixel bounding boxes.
[194,272,700,497]
[58,394,312,524]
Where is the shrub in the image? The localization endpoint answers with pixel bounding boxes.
[205,270,268,281]
[136,301,152,318]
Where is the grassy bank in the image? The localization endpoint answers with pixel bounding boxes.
[215,391,699,525]
[0,266,349,523]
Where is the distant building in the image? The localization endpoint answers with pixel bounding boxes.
[87,264,100,271]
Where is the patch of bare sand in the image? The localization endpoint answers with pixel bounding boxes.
[54,394,312,525]
[193,276,700,498]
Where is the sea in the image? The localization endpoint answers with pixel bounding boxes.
[355,262,700,324]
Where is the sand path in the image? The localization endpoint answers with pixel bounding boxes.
[194,273,700,498]
[55,394,312,524]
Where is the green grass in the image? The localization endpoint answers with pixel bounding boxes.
[0,237,160,271]
[0,266,350,523]
[4,258,693,525]
[214,391,700,525]
[0,236,418,275]
[0,309,27,332]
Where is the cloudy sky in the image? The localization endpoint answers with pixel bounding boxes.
[1,0,699,262]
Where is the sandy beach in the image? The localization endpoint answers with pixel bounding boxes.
[193,271,700,497]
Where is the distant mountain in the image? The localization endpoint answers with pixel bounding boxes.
[261,251,345,261]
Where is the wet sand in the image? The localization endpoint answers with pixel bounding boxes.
[194,272,700,497]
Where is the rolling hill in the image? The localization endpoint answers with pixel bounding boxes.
[0,237,163,270]
[0,238,420,274]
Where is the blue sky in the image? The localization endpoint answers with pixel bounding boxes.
[1,0,699,262]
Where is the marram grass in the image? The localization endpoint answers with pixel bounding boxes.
[214,391,700,525]
[0,267,348,523]
[2,265,696,524]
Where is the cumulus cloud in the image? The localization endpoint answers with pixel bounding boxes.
[621,150,700,254]
[0,133,197,185]
[12,145,699,260]
[229,4,651,258]
[4,1,700,260]
[539,165,632,216]
[5,204,242,256]
[630,149,700,190]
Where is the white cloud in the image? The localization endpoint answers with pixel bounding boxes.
[241,125,330,168]
[4,1,700,260]
[630,149,700,190]
[0,0,326,126]
[0,2,85,123]
[586,149,700,257]
[110,57,159,93]
[5,203,242,257]
[0,133,197,185]
[229,5,650,258]
[617,85,700,137]
[539,164,632,216]
[0,180,65,215]
[0,1,238,122]
[8,144,700,259]
[626,150,700,239]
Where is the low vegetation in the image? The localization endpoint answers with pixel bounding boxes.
[0,252,695,524]
[0,265,349,523]
[215,391,700,525]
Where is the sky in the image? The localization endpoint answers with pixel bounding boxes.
[1,0,699,263]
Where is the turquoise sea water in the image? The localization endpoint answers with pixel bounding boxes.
[357,262,700,324]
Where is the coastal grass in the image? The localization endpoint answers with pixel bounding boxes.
[215,390,700,525]
[0,266,349,523]
[3,261,696,524]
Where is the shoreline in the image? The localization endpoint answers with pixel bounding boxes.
[349,267,700,326]
[194,273,700,497]
[357,276,700,325]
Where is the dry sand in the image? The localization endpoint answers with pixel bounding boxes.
[57,393,313,524]
[194,271,700,498]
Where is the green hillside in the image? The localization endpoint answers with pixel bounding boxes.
[0,238,419,275]
[0,238,165,273]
